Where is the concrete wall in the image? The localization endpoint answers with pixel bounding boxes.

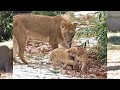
[108,11,120,17]
[107,11,120,32]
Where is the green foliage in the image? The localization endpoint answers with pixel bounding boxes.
[76,11,107,64]
[94,11,107,64]
[32,11,66,16]
[0,11,13,41]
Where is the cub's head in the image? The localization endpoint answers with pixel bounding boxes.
[60,21,77,48]
[67,46,85,57]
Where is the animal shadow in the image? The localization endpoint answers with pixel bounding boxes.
[107,65,120,71]
[108,36,120,45]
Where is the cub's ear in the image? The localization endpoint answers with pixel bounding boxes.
[77,47,85,54]
[67,49,71,53]
[60,21,67,30]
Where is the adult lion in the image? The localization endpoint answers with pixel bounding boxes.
[13,14,77,64]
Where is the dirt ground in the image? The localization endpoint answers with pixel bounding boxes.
[0,72,12,79]
[12,38,107,79]
[0,39,106,79]
[107,50,120,79]
[13,55,81,79]
[13,52,106,79]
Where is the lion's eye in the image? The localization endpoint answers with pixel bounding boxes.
[64,33,68,36]
[70,31,75,35]
[70,33,74,36]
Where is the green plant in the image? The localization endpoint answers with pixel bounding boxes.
[75,11,107,64]
[32,11,66,16]
[95,11,107,64]
[0,11,13,41]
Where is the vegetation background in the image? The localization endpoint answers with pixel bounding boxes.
[0,11,13,42]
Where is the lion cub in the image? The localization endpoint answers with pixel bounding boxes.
[67,46,88,73]
[50,48,76,69]
[56,41,77,69]
[51,41,78,70]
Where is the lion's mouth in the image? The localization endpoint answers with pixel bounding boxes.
[65,41,72,48]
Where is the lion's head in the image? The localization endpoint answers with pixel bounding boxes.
[67,46,85,57]
[60,21,77,48]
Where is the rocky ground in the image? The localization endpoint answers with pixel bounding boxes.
[107,50,120,79]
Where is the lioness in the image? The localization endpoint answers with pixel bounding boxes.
[0,45,13,72]
[58,41,78,49]
[13,14,77,64]
[58,41,71,49]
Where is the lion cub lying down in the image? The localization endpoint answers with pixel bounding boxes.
[68,46,88,73]
[50,45,88,72]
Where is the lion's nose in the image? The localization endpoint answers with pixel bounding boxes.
[66,40,72,42]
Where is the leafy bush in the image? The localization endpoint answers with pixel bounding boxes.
[32,11,66,16]
[94,11,107,64]
[0,11,13,41]
[75,11,107,64]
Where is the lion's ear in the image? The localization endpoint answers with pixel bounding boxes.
[60,21,67,30]
[72,22,78,28]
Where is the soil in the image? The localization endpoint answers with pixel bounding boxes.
[13,50,106,79]
[13,55,80,79]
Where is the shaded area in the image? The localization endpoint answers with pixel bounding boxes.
[13,11,32,15]
[108,36,120,45]
[107,61,120,64]
[0,11,13,41]
[107,65,120,71]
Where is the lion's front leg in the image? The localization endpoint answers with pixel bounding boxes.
[13,36,21,64]
[81,61,87,74]
[17,33,28,64]
[18,42,28,64]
